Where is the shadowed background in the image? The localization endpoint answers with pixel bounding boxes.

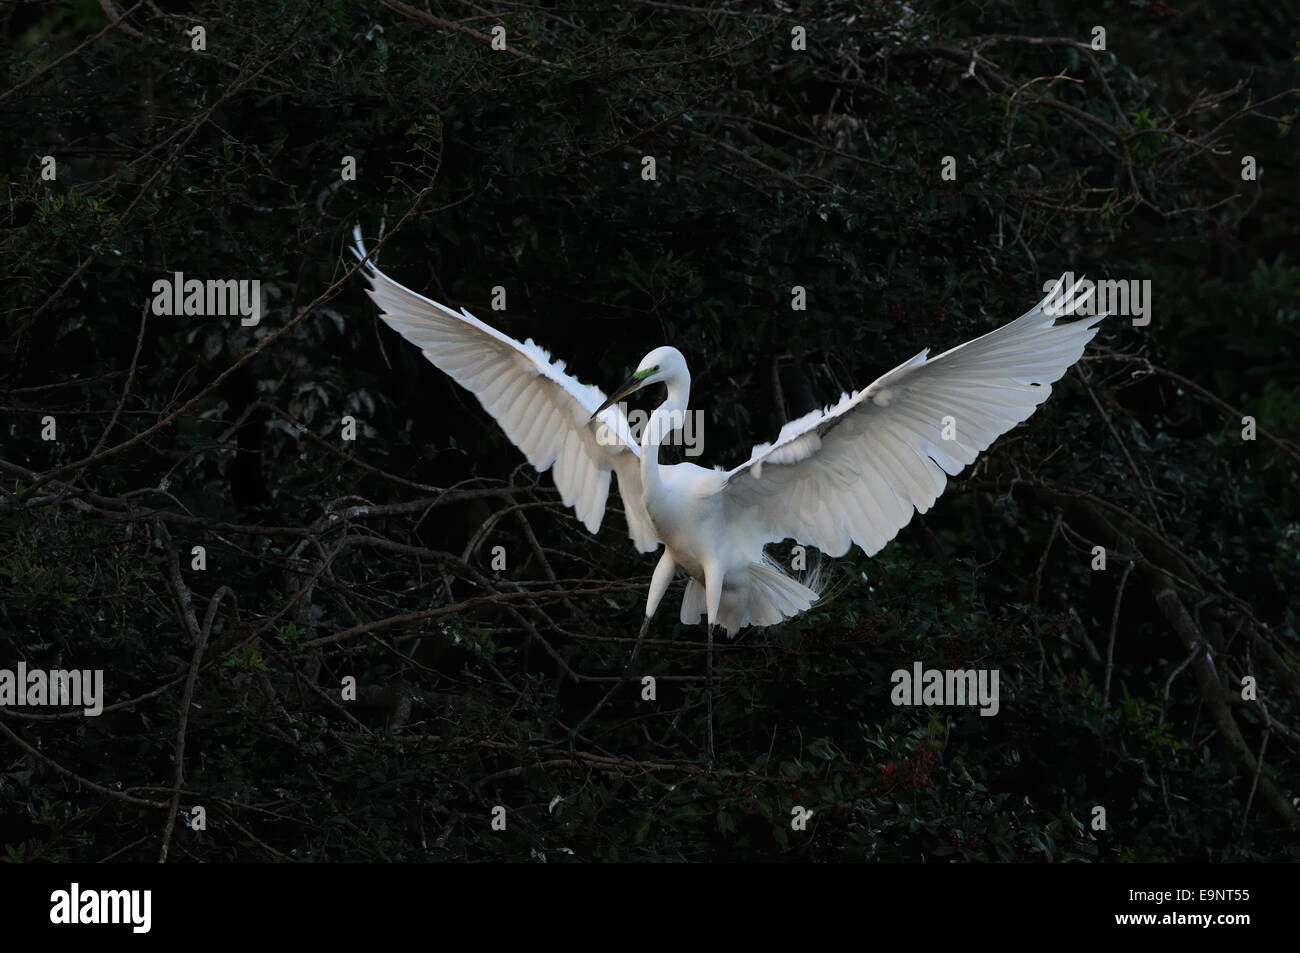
[1,0,1297,861]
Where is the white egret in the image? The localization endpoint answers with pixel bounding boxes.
[351,226,1106,768]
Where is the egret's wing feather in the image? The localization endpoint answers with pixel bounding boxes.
[722,276,1106,556]
[352,226,658,552]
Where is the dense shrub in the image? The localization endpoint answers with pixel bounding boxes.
[1,0,1296,861]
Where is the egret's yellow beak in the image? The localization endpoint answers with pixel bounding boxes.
[590,372,646,420]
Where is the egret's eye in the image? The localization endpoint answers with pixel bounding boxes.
[634,365,660,381]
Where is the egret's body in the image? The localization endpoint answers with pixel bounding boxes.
[351,226,1107,766]
[634,378,787,632]
[639,419,816,636]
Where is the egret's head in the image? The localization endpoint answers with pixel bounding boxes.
[633,346,687,387]
[591,346,688,419]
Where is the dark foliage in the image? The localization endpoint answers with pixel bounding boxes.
[1,0,1297,861]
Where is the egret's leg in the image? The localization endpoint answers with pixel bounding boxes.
[534,552,676,755]
[706,623,716,772]
[564,612,653,743]
[703,567,724,773]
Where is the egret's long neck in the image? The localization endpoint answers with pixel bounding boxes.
[640,373,689,499]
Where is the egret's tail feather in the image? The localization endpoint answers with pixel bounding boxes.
[680,554,824,635]
[741,554,824,631]
[680,576,708,628]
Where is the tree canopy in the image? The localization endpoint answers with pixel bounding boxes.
[1,0,1298,862]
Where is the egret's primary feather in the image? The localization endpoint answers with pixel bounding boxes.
[351,226,659,553]
[721,276,1107,559]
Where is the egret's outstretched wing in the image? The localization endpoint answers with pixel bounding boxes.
[351,226,658,552]
[722,276,1106,557]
